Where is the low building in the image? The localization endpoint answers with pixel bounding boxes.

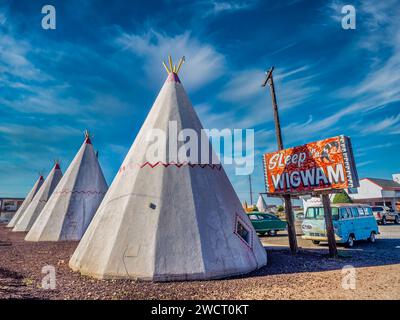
[300,174,400,213]
[349,174,400,211]
[0,198,24,222]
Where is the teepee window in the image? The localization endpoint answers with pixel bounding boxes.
[236,219,251,246]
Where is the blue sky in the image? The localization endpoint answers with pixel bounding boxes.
[0,0,399,203]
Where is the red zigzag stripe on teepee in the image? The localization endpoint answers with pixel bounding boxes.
[118,162,222,173]
[53,190,107,196]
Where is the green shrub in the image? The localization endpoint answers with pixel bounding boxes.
[332,190,353,204]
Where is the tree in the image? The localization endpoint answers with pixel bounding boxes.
[332,190,353,204]
[277,205,284,212]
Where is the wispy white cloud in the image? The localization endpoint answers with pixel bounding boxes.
[218,65,319,109]
[358,142,393,152]
[205,0,256,15]
[0,123,84,176]
[356,114,400,135]
[356,142,394,157]
[0,124,82,142]
[115,30,225,91]
[210,64,320,133]
[218,69,262,102]
[280,0,400,145]
[0,26,132,117]
[280,113,342,146]
[0,34,51,82]
[357,160,375,168]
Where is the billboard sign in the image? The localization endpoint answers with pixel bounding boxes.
[263,135,359,195]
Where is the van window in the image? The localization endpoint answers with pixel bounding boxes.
[305,207,339,220]
[358,208,365,216]
[340,207,353,219]
[339,208,348,219]
[351,207,359,217]
[364,207,373,216]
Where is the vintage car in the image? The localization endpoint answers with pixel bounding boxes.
[247,212,287,236]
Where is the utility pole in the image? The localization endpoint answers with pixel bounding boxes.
[248,174,253,205]
[262,66,298,255]
[249,174,253,206]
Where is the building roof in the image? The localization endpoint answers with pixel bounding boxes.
[363,178,400,190]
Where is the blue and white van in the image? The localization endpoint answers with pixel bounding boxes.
[302,204,379,247]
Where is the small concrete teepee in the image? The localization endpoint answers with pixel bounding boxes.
[70,57,267,281]
[7,175,44,228]
[25,131,108,241]
[256,194,267,212]
[13,161,63,232]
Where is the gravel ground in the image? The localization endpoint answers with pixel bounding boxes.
[1,223,399,300]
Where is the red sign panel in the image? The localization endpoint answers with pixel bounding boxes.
[263,135,359,195]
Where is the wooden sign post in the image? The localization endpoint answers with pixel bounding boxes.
[320,192,338,258]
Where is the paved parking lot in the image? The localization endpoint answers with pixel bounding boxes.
[261,223,400,262]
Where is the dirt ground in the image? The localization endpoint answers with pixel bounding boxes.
[1,223,399,300]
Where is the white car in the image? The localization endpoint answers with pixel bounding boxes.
[371,206,399,225]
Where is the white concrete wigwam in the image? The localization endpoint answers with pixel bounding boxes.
[69,56,267,281]
[25,131,108,241]
[256,194,267,212]
[13,161,63,232]
[7,175,44,228]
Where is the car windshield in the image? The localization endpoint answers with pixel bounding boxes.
[305,207,339,220]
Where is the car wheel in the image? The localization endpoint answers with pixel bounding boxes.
[345,235,355,248]
[312,240,320,245]
[258,232,266,236]
[368,232,376,243]
[268,230,277,236]
[381,216,387,225]
[395,216,400,225]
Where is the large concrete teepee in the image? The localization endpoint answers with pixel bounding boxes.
[7,175,44,228]
[70,57,267,281]
[25,132,108,241]
[13,162,63,232]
